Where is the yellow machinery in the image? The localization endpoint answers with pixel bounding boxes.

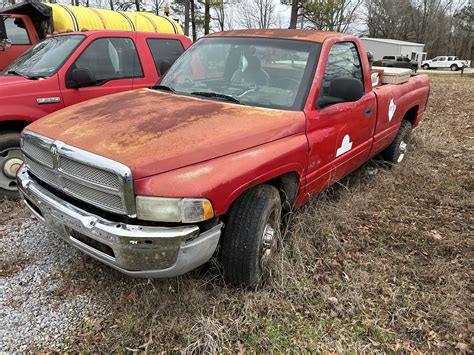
[46,3,183,35]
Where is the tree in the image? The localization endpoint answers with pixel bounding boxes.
[237,0,278,29]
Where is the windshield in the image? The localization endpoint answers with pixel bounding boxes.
[159,37,321,110]
[3,35,85,78]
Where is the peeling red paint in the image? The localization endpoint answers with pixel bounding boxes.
[27,89,306,179]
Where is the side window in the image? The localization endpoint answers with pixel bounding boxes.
[321,41,363,96]
[5,17,30,45]
[71,37,143,83]
[146,38,185,75]
[439,57,447,61]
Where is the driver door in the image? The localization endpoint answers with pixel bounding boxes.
[305,41,376,196]
[59,36,142,107]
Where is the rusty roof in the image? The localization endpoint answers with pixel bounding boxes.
[208,29,345,42]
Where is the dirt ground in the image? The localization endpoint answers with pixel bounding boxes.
[2,74,473,352]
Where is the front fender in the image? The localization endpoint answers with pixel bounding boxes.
[134,134,309,216]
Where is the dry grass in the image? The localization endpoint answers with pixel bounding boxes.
[7,75,474,352]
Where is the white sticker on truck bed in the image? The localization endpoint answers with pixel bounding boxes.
[336,134,353,157]
[388,99,397,121]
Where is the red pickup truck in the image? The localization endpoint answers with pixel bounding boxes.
[0,30,191,197]
[17,30,430,288]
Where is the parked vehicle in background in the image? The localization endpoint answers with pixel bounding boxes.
[0,1,183,70]
[421,56,471,71]
[373,55,419,71]
[17,29,430,288]
[0,30,191,198]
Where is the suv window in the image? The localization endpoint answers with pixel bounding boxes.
[70,37,142,83]
[146,38,185,75]
[383,56,395,60]
[5,17,30,45]
[321,41,363,96]
[439,57,447,61]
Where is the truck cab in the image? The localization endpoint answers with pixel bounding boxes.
[0,30,191,197]
[0,14,39,70]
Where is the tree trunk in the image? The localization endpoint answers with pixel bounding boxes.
[204,0,211,35]
[184,0,190,36]
[289,0,299,29]
[135,0,140,12]
[190,0,197,41]
[109,0,114,10]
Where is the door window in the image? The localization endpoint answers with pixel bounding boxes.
[146,38,185,74]
[4,17,30,45]
[69,37,143,84]
[321,41,363,96]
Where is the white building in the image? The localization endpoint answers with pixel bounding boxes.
[360,37,427,65]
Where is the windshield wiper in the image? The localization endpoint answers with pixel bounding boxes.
[151,84,175,93]
[190,91,241,104]
[6,70,34,79]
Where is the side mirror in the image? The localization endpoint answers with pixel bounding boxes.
[67,68,96,89]
[317,78,364,109]
[158,60,172,76]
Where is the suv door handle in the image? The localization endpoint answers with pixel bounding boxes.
[364,107,373,117]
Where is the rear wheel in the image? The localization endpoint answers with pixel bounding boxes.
[422,64,429,70]
[380,120,412,165]
[0,132,23,199]
[450,64,458,71]
[220,184,281,288]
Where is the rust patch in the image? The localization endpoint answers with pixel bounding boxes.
[208,29,343,43]
[27,89,306,179]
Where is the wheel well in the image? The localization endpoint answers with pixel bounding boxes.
[1,120,32,133]
[403,106,418,126]
[223,172,300,221]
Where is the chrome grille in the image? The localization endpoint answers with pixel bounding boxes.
[22,140,54,168]
[59,157,120,190]
[63,178,124,212]
[21,131,136,216]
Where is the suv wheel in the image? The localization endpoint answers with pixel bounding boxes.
[380,120,412,165]
[450,64,458,71]
[422,64,429,70]
[220,184,281,288]
[0,132,23,199]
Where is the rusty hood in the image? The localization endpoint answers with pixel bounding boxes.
[26,89,306,179]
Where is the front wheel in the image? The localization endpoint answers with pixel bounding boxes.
[0,132,23,199]
[450,64,458,71]
[220,184,281,288]
[379,120,412,165]
[422,64,429,70]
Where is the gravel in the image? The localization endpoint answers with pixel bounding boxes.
[0,202,109,351]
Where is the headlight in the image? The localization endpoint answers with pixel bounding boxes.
[136,196,214,223]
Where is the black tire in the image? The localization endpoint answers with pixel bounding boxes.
[220,184,281,288]
[0,131,23,200]
[379,120,412,165]
[450,64,458,71]
[422,64,429,70]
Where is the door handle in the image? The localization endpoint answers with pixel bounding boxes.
[364,107,373,117]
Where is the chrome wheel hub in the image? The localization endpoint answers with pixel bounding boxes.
[398,140,407,163]
[261,223,275,263]
[0,147,23,191]
[3,157,23,178]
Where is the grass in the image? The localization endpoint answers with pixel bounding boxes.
[4,75,473,352]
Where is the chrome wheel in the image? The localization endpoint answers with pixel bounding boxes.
[0,147,23,191]
[260,211,277,268]
[397,140,407,163]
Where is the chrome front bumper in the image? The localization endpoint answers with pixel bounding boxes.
[17,165,222,278]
